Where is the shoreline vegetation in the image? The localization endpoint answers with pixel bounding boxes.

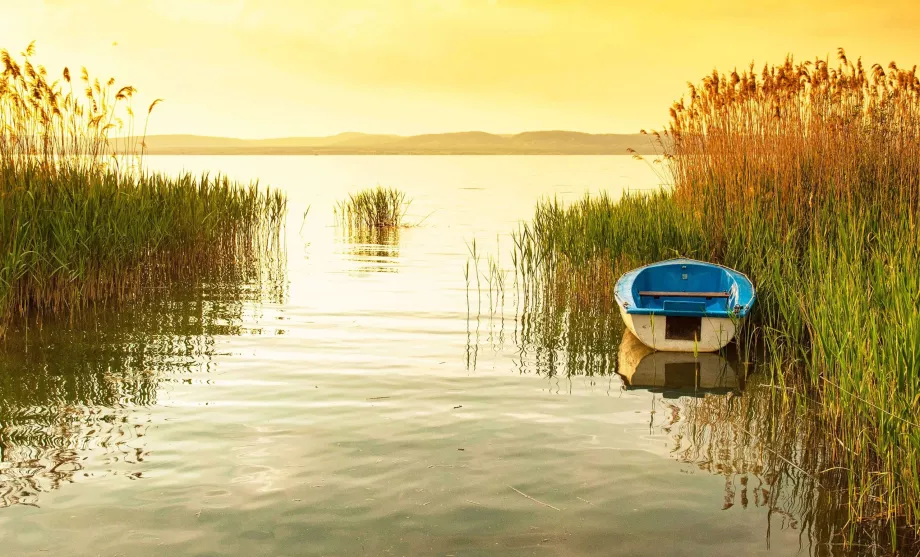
[504,50,920,551]
[0,45,286,338]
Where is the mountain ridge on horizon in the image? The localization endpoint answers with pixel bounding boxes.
[125,130,665,155]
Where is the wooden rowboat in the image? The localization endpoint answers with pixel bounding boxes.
[614,258,755,352]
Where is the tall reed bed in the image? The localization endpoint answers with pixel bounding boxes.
[0,45,286,336]
[506,51,920,549]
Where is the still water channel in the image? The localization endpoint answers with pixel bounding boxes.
[1,156,843,556]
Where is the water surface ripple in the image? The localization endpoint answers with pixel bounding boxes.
[0,157,832,556]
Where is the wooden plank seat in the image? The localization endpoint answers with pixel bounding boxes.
[639,290,729,298]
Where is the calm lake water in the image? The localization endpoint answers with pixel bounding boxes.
[0,156,840,556]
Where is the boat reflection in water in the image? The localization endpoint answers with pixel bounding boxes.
[617,330,744,395]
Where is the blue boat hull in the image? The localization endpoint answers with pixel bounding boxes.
[614,258,756,352]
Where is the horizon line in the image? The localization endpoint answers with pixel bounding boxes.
[133,129,651,140]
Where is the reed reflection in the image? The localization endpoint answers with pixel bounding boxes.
[659,376,914,556]
[336,226,401,274]
[510,257,623,378]
[0,247,285,509]
[466,261,915,555]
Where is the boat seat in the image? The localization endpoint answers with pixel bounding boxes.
[662,300,707,313]
[639,291,729,298]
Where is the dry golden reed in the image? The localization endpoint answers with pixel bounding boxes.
[663,54,920,548]
[666,49,920,241]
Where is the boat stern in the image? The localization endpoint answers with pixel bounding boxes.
[620,312,739,352]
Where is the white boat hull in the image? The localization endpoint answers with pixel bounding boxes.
[618,305,740,352]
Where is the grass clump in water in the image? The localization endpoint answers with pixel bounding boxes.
[508,50,920,550]
[0,44,286,337]
[335,186,409,230]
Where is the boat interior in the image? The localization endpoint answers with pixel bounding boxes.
[632,261,737,314]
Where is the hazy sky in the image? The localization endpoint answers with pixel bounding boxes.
[2,0,918,137]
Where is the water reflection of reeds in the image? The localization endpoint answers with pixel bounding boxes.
[0,405,148,508]
[466,266,918,554]
[336,226,401,274]
[510,256,625,378]
[667,380,916,556]
[0,247,285,509]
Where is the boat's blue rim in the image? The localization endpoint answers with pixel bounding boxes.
[614,257,756,318]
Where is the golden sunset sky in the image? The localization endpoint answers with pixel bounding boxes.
[2,0,918,137]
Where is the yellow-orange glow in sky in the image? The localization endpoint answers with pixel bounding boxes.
[2,0,918,137]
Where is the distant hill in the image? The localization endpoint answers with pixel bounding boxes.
[122,131,665,155]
